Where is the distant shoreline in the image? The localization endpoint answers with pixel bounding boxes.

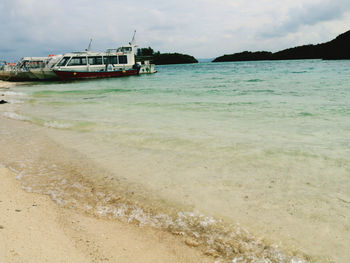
[213,29,350,62]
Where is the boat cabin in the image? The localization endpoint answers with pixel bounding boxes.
[17,57,51,70]
[54,45,136,72]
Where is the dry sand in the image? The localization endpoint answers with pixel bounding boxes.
[0,166,213,263]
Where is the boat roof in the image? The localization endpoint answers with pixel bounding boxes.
[21,57,52,62]
[61,44,136,57]
[61,51,128,57]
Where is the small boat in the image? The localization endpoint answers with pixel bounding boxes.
[0,57,52,81]
[138,60,157,74]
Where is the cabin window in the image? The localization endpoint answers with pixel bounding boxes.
[119,55,127,64]
[104,56,118,64]
[88,56,103,65]
[57,57,70,67]
[68,57,87,66]
[119,47,131,52]
[24,61,45,68]
[35,61,45,68]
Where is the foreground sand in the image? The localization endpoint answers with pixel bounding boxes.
[0,166,212,263]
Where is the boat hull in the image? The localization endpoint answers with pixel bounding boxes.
[5,71,38,82]
[0,71,11,81]
[30,68,59,81]
[53,69,138,80]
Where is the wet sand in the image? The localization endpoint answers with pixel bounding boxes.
[0,166,212,263]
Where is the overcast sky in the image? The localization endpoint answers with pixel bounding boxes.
[0,0,349,61]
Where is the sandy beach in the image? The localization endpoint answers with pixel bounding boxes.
[0,166,212,263]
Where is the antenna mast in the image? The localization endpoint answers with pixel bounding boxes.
[86,38,93,51]
[129,30,137,46]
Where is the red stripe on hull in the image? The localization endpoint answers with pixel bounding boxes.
[53,69,138,80]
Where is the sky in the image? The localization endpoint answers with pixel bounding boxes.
[0,0,349,61]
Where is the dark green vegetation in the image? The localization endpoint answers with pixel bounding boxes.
[152,53,198,65]
[136,47,198,65]
[213,30,350,62]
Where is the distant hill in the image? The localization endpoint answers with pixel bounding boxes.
[213,30,350,62]
[153,53,198,65]
[136,47,198,65]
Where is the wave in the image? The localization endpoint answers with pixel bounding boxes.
[246,79,264,82]
[3,111,28,121]
[44,121,72,129]
[2,142,309,263]
[2,91,26,97]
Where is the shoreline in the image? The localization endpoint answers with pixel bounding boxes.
[0,81,305,263]
[0,114,309,263]
[1,78,349,262]
[0,81,213,262]
[0,165,212,263]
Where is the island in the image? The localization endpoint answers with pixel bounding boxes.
[213,29,350,62]
[136,47,198,65]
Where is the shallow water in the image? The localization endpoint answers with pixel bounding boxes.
[1,60,350,262]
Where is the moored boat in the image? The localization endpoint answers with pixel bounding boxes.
[29,55,63,80]
[0,57,52,81]
[138,60,157,74]
[1,32,156,81]
[52,43,142,80]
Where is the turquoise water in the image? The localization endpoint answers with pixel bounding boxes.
[2,60,350,262]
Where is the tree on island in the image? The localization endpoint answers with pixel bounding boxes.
[137,47,157,57]
[213,29,350,62]
[136,47,197,65]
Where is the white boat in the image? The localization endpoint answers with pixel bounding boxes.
[52,44,141,80]
[138,60,157,74]
[0,57,52,81]
[0,32,156,81]
[53,32,156,80]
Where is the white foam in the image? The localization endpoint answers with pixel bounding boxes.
[291,258,309,263]
[96,205,114,216]
[16,171,25,180]
[22,186,33,192]
[44,121,71,129]
[3,111,28,121]
[8,166,19,174]
[6,99,24,104]
[2,91,26,97]
[45,190,65,205]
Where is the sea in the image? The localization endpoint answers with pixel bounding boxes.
[1,60,350,263]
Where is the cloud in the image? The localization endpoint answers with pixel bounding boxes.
[261,0,350,38]
[0,0,349,61]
